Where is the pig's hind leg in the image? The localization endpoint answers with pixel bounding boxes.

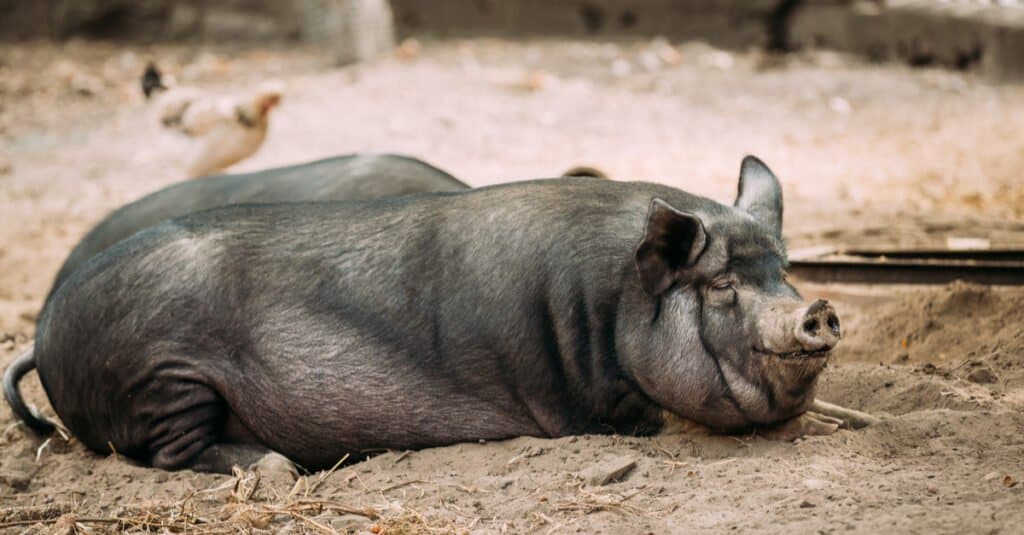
[188,444,298,482]
[144,379,295,478]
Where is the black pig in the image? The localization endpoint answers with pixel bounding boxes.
[19,156,841,473]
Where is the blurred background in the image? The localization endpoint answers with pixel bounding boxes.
[2,2,1024,533]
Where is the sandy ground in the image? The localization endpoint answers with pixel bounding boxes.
[1,38,1023,533]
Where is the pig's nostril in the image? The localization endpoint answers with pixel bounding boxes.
[802,318,819,334]
[827,314,840,335]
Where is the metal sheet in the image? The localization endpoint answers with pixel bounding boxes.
[787,247,1024,285]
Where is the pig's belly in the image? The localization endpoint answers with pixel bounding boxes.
[207,353,548,468]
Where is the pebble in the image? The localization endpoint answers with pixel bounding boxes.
[803,478,828,490]
[967,367,998,384]
[580,456,637,486]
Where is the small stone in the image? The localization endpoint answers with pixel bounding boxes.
[828,96,852,114]
[580,456,637,486]
[705,50,734,70]
[967,367,998,384]
[328,514,370,531]
[396,38,421,60]
[225,507,272,529]
[51,514,79,535]
[639,51,662,72]
[611,59,632,77]
[521,445,545,458]
[803,478,828,490]
[656,44,683,66]
[0,469,33,492]
[523,70,549,91]
[799,500,816,508]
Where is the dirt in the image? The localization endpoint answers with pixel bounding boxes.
[1,38,1023,533]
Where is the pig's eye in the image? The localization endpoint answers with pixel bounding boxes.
[707,278,737,305]
[710,279,735,291]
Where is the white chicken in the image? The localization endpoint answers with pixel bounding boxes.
[142,63,283,178]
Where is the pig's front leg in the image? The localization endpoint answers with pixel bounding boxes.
[758,399,881,441]
[757,412,843,441]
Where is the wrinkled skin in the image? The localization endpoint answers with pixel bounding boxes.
[27,156,840,474]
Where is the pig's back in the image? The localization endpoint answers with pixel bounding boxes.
[46,154,468,303]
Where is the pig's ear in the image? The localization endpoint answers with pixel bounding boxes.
[734,155,783,237]
[635,198,708,296]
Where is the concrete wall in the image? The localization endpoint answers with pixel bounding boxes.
[389,0,1024,80]
[0,0,300,41]
[0,0,787,49]
[389,0,782,48]
[0,0,395,64]
[2,0,1022,79]
[791,1,1024,81]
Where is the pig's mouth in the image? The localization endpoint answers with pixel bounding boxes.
[752,347,832,361]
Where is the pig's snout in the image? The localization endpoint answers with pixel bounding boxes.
[794,299,840,352]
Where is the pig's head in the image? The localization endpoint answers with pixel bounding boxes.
[617,156,840,430]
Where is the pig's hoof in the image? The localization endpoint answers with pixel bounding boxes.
[250,452,299,483]
[758,412,841,442]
